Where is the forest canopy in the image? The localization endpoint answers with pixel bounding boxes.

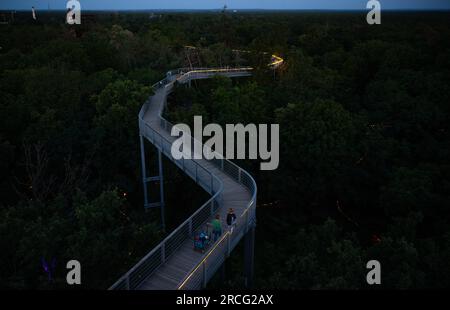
[1,11,450,289]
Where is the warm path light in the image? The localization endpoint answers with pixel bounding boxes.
[182,45,284,70]
[269,54,284,68]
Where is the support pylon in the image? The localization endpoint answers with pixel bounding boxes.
[140,135,166,231]
[244,226,255,288]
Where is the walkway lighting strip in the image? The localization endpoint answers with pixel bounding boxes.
[178,207,253,290]
[178,231,231,289]
[269,54,284,67]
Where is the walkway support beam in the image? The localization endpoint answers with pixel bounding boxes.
[140,135,149,208]
[140,136,166,231]
[158,150,166,231]
[244,226,255,288]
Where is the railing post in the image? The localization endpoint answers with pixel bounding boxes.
[202,262,207,288]
[161,243,166,263]
[158,150,166,232]
[210,199,214,216]
[125,276,130,290]
[195,165,198,183]
[245,210,249,233]
[227,233,231,257]
[238,168,242,183]
[140,136,149,209]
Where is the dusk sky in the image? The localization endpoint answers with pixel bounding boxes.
[1,0,450,11]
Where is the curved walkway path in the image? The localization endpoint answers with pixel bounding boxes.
[110,55,283,290]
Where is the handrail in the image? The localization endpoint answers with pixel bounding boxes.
[110,66,258,290]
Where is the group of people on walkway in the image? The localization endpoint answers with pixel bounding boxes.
[209,208,237,242]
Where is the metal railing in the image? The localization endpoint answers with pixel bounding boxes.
[109,67,257,290]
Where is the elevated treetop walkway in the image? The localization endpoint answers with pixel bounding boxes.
[110,55,283,290]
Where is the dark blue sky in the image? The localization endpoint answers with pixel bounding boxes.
[1,0,450,11]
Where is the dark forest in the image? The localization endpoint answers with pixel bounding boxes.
[1,11,450,289]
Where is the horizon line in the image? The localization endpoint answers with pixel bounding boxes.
[2,8,450,12]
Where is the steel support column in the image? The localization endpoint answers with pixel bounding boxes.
[140,136,166,231]
[244,226,255,288]
[158,150,166,231]
[140,135,149,208]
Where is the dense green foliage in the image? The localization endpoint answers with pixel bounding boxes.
[1,11,450,289]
